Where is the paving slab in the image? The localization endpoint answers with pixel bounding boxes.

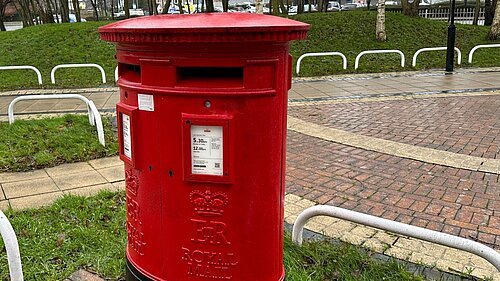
[0,169,48,183]
[52,170,107,190]
[9,191,63,210]
[88,156,121,170]
[2,177,59,198]
[96,165,124,183]
[45,162,95,178]
[63,183,116,197]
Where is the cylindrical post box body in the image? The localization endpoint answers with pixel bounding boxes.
[99,14,309,281]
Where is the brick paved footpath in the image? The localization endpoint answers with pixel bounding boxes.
[1,69,500,280]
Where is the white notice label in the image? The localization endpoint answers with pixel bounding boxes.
[122,113,132,159]
[138,94,154,111]
[191,125,223,176]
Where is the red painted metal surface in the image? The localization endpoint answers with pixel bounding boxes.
[100,13,309,281]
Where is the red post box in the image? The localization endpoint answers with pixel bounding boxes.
[99,13,309,281]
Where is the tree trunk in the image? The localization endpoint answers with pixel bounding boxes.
[488,0,500,38]
[473,0,480,24]
[485,0,494,25]
[366,0,371,10]
[256,0,263,13]
[178,0,183,13]
[280,0,287,14]
[72,0,81,21]
[0,0,8,31]
[376,0,386,42]
[111,0,115,18]
[59,0,70,22]
[272,0,279,14]
[124,0,130,17]
[90,0,99,20]
[162,0,171,13]
[103,0,109,16]
[205,0,214,12]
[401,0,420,16]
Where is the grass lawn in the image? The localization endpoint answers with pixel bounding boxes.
[0,115,118,172]
[0,191,426,280]
[1,12,500,90]
[290,11,500,75]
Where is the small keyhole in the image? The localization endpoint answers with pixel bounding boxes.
[169,170,174,177]
[149,165,153,172]
[124,91,128,98]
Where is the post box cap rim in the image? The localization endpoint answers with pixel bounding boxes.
[99,13,310,43]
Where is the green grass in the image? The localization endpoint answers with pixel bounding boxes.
[1,12,499,88]
[0,191,426,280]
[0,115,118,172]
[290,11,500,75]
[0,192,126,280]
[0,22,116,90]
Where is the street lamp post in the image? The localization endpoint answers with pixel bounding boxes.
[446,0,456,72]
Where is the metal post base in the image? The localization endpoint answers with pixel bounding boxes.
[126,258,153,281]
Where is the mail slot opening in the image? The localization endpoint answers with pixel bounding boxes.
[177,67,244,88]
[120,63,141,83]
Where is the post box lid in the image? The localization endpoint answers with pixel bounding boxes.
[99,13,309,43]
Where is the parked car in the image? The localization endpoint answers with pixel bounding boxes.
[327,1,341,11]
[341,3,357,10]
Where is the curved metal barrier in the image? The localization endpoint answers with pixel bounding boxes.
[8,94,105,146]
[0,210,24,281]
[296,52,348,74]
[468,44,500,64]
[292,205,500,271]
[412,47,462,67]
[50,64,106,84]
[0,66,43,85]
[355,50,405,70]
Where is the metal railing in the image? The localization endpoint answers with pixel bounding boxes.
[292,205,500,271]
[296,52,348,75]
[419,7,485,25]
[355,50,405,70]
[412,47,462,67]
[0,66,43,85]
[50,64,106,84]
[0,210,24,281]
[8,94,105,146]
[468,44,500,63]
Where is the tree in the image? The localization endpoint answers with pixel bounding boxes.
[473,0,481,25]
[401,0,421,16]
[0,0,12,31]
[488,0,500,39]
[376,0,386,41]
[485,0,497,25]
[124,0,130,18]
[72,0,81,21]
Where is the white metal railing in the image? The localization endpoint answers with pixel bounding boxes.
[296,52,348,74]
[50,64,106,84]
[418,7,485,25]
[355,50,405,70]
[292,205,500,271]
[0,210,24,281]
[0,66,43,85]
[8,94,105,146]
[412,47,462,67]
[468,44,500,63]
